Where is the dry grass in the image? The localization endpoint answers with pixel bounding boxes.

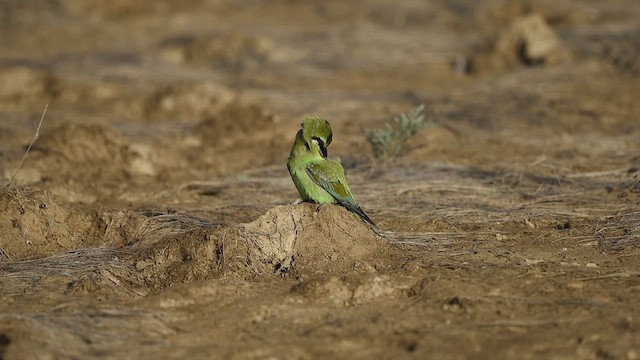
[593,210,640,251]
[135,212,219,241]
[374,228,469,247]
[0,308,175,358]
[0,247,142,298]
[356,163,640,260]
[3,104,48,188]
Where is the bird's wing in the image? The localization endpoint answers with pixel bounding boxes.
[306,160,375,225]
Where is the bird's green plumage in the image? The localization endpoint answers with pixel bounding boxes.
[287,117,375,225]
[302,117,333,147]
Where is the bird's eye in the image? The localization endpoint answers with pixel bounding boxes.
[312,136,327,157]
[311,137,325,148]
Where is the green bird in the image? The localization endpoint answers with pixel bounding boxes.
[287,117,375,225]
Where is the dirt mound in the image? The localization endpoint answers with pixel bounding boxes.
[1,202,398,303]
[18,123,156,201]
[240,203,391,275]
[33,123,131,167]
[195,102,279,144]
[0,187,143,261]
[134,204,393,288]
[8,108,280,197]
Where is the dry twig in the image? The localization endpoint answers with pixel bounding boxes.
[5,104,48,187]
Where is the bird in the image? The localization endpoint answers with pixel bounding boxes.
[287,117,375,225]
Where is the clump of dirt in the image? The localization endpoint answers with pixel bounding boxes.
[133,219,219,289]
[0,187,144,261]
[134,204,392,288]
[0,64,58,105]
[185,102,287,173]
[473,14,572,72]
[291,274,415,306]
[195,102,279,144]
[159,33,274,69]
[143,82,234,122]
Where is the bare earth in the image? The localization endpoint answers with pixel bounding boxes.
[0,1,639,359]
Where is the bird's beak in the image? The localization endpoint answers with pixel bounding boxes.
[320,143,328,158]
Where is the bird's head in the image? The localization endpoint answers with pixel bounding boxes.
[301,117,332,157]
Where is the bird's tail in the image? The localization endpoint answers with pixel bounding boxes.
[342,202,376,226]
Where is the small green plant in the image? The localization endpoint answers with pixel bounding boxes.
[366,104,432,161]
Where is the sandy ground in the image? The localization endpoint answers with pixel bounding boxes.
[1,0,639,359]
